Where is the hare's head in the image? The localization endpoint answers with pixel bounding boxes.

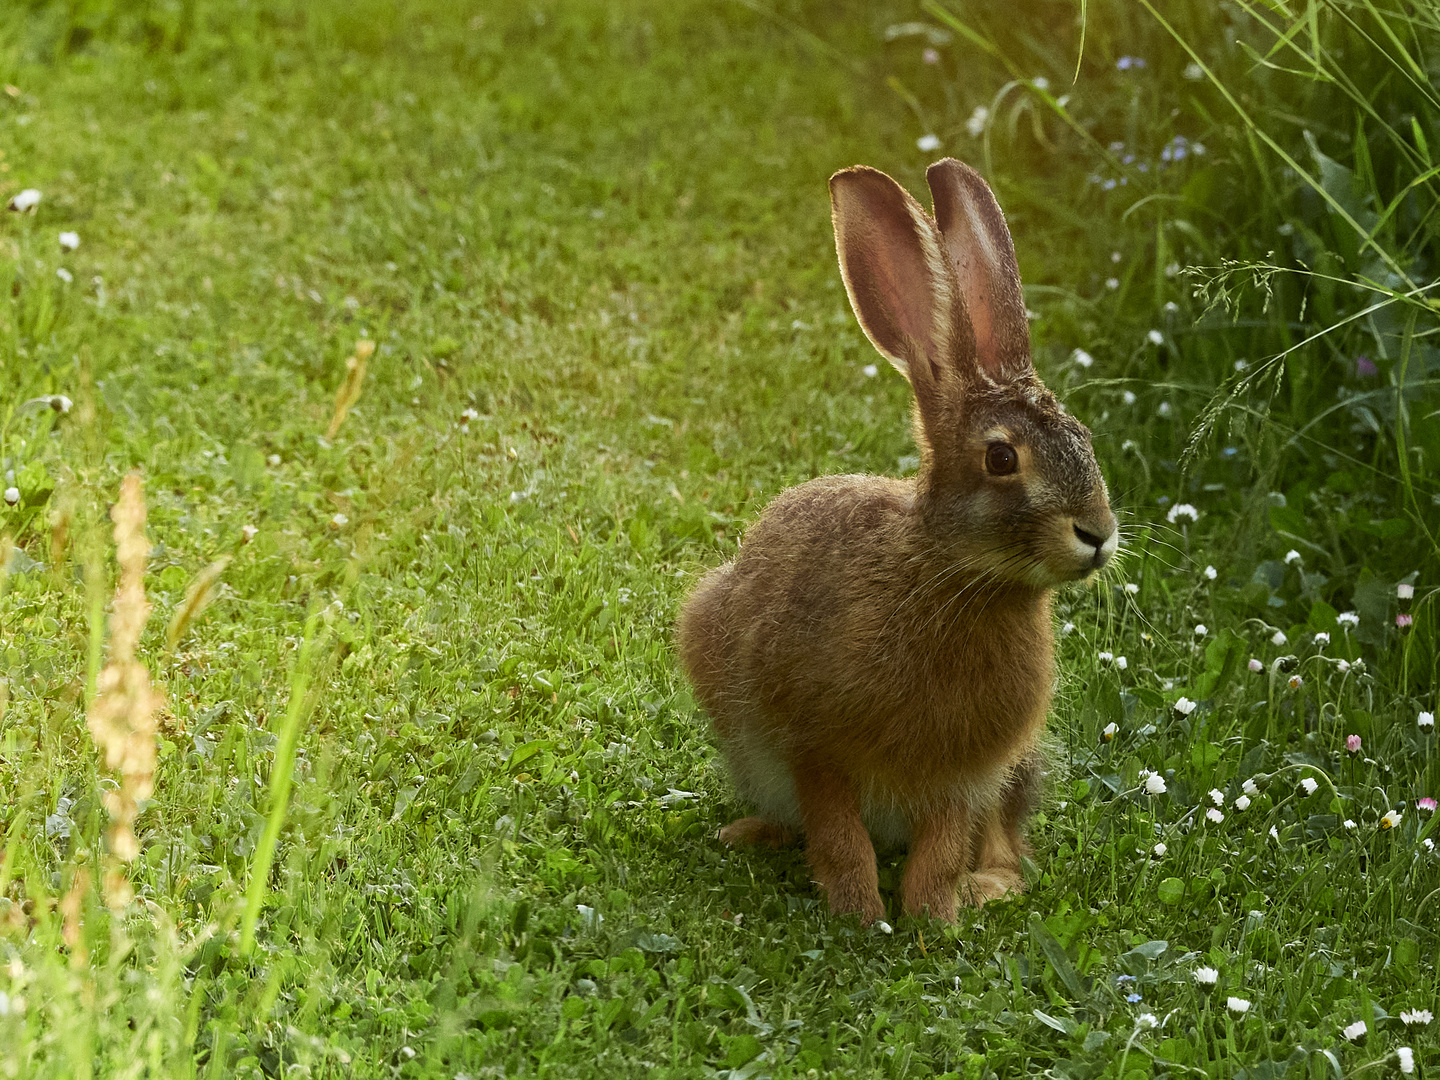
[831,159,1117,588]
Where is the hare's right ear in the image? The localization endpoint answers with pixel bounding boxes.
[830,166,969,408]
[925,159,1032,382]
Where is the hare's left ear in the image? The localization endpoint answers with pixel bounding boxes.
[926,159,1032,383]
[830,164,972,436]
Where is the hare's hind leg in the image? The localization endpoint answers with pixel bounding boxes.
[961,757,1041,905]
[961,811,1025,905]
[719,817,796,847]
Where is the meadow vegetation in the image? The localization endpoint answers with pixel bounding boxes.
[0,0,1435,1076]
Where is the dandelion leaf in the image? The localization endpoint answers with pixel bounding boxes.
[1028,913,1085,999]
[1350,570,1393,647]
[1195,628,1245,699]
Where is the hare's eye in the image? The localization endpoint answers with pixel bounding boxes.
[986,443,1019,475]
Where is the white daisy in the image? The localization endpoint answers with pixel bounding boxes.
[7,188,40,212]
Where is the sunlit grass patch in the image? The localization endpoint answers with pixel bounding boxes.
[0,0,1434,1076]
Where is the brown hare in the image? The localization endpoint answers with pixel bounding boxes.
[676,158,1118,924]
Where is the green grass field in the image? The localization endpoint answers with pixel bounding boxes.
[0,0,1436,1076]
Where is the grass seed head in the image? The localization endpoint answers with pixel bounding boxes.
[86,472,165,874]
[166,556,232,649]
[326,338,375,439]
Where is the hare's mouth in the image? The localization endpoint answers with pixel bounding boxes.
[1029,516,1119,585]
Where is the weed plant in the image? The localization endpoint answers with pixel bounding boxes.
[0,0,1435,1077]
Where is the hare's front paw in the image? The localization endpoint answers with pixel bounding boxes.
[718,816,796,848]
[823,880,886,925]
[961,869,1024,907]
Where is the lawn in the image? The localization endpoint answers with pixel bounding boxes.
[0,0,1436,1077]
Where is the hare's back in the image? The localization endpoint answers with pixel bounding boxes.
[705,472,914,692]
[676,473,913,723]
[725,473,917,641]
[743,473,916,556]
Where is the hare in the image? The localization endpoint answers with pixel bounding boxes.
[676,159,1117,923]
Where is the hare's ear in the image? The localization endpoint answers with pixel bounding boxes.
[829,166,964,398]
[926,159,1032,383]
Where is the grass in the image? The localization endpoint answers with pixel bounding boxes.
[0,0,1436,1076]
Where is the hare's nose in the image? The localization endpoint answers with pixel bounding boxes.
[1073,513,1119,567]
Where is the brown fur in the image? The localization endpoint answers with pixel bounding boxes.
[676,159,1116,923]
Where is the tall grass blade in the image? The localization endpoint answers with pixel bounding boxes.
[239,607,325,955]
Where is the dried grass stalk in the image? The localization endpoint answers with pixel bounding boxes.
[86,472,164,870]
[326,338,375,439]
[60,867,90,967]
[48,493,72,573]
[166,555,232,649]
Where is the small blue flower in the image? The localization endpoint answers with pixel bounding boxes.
[1127,993,1143,1004]
[1116,56,1148,70]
